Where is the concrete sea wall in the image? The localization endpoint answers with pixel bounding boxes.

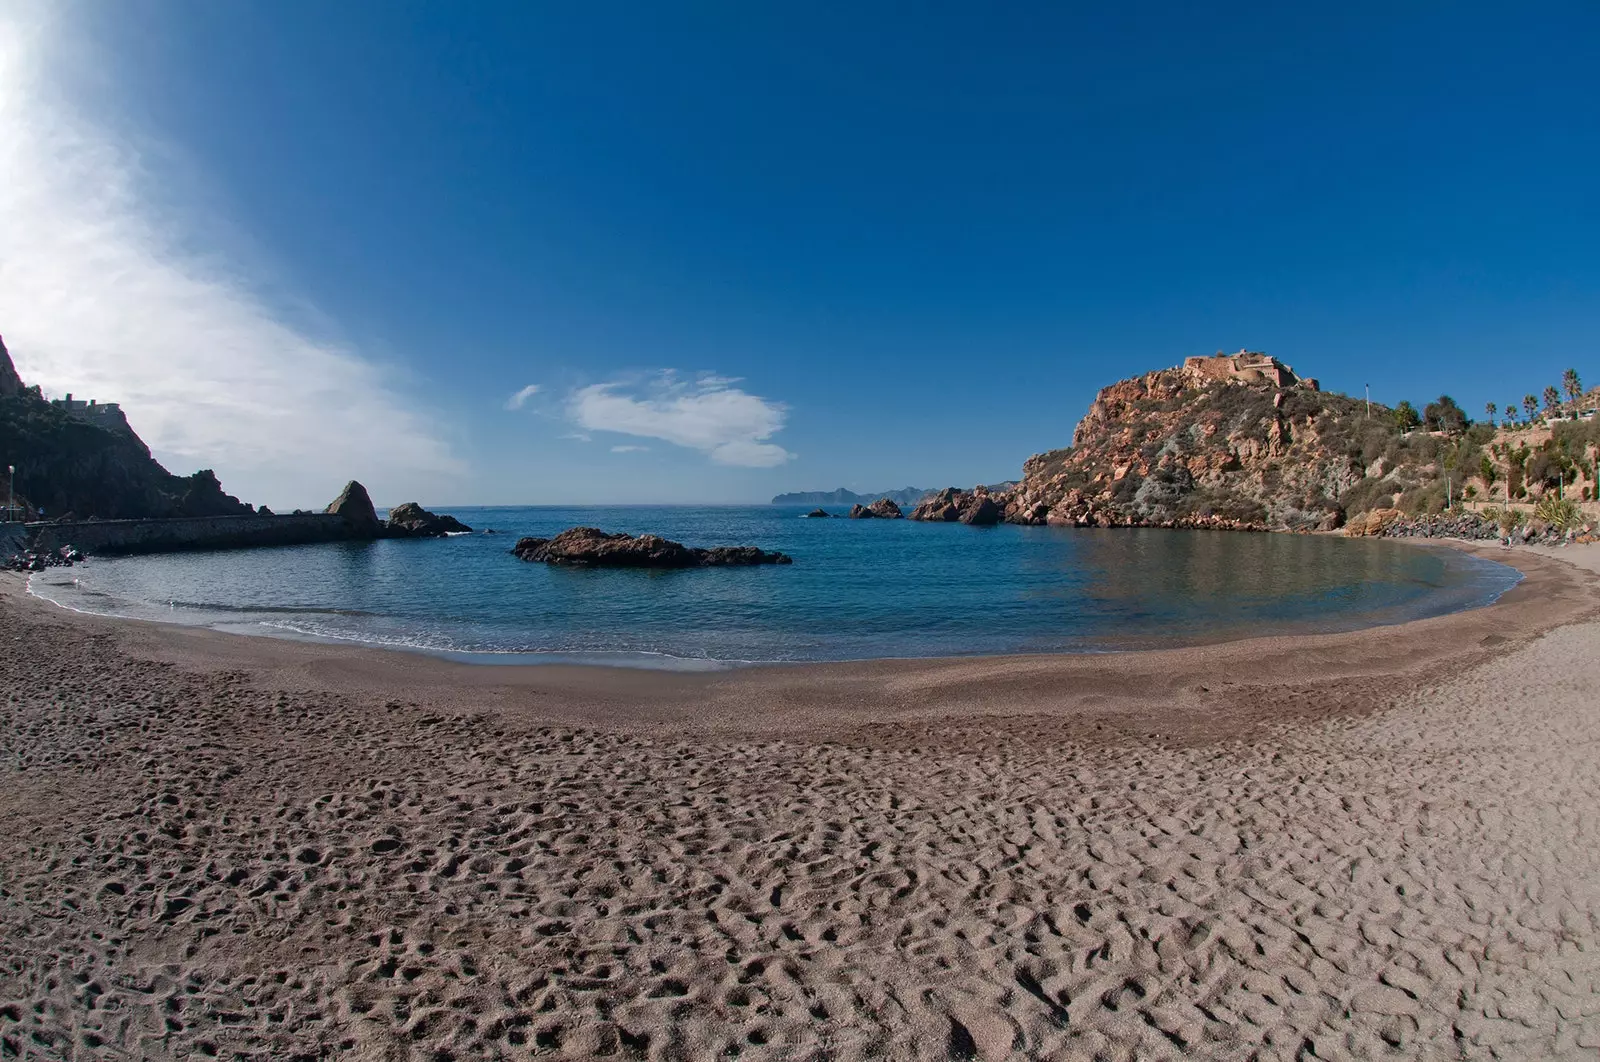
[28,514,369,556]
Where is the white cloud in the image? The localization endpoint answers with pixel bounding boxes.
[0,7,462,507]
[504,383,540,410]
[568,372,795,468]
[560,431,592,443]
[610,444,649,453]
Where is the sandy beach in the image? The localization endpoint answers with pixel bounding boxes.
[3,541,1600,1060]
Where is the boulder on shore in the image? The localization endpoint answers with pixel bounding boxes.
[1344,508,1404,538]
[326,481,382,536]
[512,527,791,568]
[386,502,473,538]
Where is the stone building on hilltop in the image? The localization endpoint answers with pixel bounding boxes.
[51,393,124,420]
[1183,349,1318,391]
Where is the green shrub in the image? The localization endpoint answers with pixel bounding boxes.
[1533,495,1583,532]
[1395,481,1447,515]
[1338,476,1397,516]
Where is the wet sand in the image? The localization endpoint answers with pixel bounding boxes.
[2,542,1599,1060]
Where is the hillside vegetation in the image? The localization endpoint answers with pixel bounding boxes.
[1003,357,1596,531]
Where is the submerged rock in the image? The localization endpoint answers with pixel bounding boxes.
[512,527,791,568]
[386,502,473,538]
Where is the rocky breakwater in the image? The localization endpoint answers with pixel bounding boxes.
[848,498,904,519]
[909,488,1002,525]
[4,545,83,573]
[513,527,792,568]
[1346,507,1597,545]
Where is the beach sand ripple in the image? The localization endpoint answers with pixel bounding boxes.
[3,547,1600,1059]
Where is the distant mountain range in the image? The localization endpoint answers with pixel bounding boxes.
[771,484,1018,508]
[771,487,931,508]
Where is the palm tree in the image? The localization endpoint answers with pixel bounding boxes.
[1523,394,1538,422]
[1564,368,1582,404]
[1506,402,1519,425]
[1485,401,1498,426]
[1544,385,1561,416]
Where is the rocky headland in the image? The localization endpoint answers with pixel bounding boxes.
[0,334,253,521]
[513,527,792,567]
[908,349,1599,539]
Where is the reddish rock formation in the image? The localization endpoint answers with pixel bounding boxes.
[1005,356,1369,531]
[909,487,1005,524]
[513,527,791,567]
[849,498,904,519]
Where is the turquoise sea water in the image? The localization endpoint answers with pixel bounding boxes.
[27,505,1519,667]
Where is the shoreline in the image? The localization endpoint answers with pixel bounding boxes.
[14,533,1531,676]
[5,542,1600,1059]
[3,539,1594,746]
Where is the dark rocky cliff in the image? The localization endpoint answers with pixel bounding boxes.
[0,334,252,520]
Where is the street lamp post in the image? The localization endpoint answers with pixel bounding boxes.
[6,465,12,523]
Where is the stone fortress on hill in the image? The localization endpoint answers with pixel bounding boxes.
[51,393,129,430]
[1183,349,1318,392]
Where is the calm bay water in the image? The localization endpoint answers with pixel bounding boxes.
[28,505,1519,667]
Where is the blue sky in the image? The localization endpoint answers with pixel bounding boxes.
[1,2,1596,506]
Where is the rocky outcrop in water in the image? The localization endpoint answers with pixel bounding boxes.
[849,498,904,519]
[909,488,1003,524]
[805,508,831,519]
[386,502,472,537]
[326,481,382,535]
[513,527,791,568]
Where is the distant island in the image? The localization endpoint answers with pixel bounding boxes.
[771,487,931,508]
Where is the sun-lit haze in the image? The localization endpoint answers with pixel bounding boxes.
[0,4,462,508]
[1,2,1597,506]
